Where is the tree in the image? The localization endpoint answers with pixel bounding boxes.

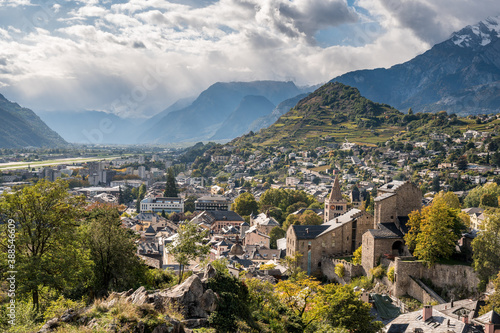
[274,274,323,331]
[183,195,197,213]
[431,176,441,193]
[318,284,383,333]
[136,183,146,213]
[465,183,500,208]
[434,191,460,209]
[352,246,362,265]
[164,168,178,197]
[0,179,87,311]
[482,272,500,313]
[405,196,466,266]
[472,209,500,288]
[165,220,210,283]
[81,204,146,297]
[456,155,468,171]
[480,193,498,208]
[283,214,300,232]
[231,192,258,216]
[269,226,286,249]
[298,210,322,225]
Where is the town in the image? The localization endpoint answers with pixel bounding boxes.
[2,112,500,332]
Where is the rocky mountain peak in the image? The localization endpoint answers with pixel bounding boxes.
[450,15,500,49]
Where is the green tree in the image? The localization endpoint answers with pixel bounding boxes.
[465,183,500,207]
[231,192,258,216]
[0,179,87,311]
[472,209,500,288]
[81,204,146,298]
[298,210,323,225]
[456,155,468,171]
[184,195,197,213]
[164,168,178,197]
[482,272,500,313]
[405,196,466,266]
[480,193,499,208]
[283,214,300,232]
[165,220,210,283]
[269,226,286,249]
[136,183,146,213]
[434,191,460,209]
[318,284,383,333]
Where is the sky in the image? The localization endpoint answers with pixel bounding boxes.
[0,0,499,118]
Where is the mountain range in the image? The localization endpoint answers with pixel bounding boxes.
[331,16,500,115]
[3,17,500,148]
[0,94,66,148]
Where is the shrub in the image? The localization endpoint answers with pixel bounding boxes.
[387,267,395,283]
[353,246,362,265]
[370,265,386,279]
[335,263,345,278]
[44,296,86,322]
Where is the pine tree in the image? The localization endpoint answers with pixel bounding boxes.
[164,168,178,197]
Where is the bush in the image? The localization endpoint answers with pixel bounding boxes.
[353,246,362,265]
[370,265,386,279]
[44,296,86,321]
[335,263,345,278]
[387,267,395,283]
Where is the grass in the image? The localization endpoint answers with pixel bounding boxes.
[0,156,121,170]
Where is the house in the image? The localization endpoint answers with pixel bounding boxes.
[286,208,373,275]
[191,210,245,234]
[140,197,184,213]
[250,212,280,235]
[194,195,231,211]
[244,226,271,248]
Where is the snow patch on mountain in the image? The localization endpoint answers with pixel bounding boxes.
[451,16,500,48]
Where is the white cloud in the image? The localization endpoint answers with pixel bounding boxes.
[0,0,498,117]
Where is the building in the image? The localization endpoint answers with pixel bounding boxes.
[250,212,280,235]
[324,176,348,223]
[195,195,231,211]
[140,197,184,213]
[191,210,245,234]
[362,180,422,272]
[211,155,230,164]
[286,208,373,275]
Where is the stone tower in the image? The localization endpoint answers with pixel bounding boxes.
[324,176,348,223]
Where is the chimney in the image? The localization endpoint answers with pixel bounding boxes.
[450,298,454,308]
[485,322,494,333]
[423,305,432,321]
[306,228,309,234]
[461,316,469,324]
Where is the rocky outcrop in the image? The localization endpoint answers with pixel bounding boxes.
[38,268,219,332]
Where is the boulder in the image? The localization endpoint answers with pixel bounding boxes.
[164,275,208,318]
[200,289,217,313]
[37,318,59,333]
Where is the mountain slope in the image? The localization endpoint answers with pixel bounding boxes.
[37,110,140,144]
[232,82,403,148]
[247,93,309,133]
[0,94,66,148]
[138,81,303,143]
[331,16,500,115]
[210,95,275,140]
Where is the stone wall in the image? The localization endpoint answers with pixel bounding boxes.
[407,277,439,305]
[321,257,365,284]
[393,257,479,302]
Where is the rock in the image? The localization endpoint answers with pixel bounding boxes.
[134,321,145,333]
[127,286,149,305]
[182,318,208,329]
[164,275,208,318]
[37,318,59,333]
[200,289,217,312]
[59,309,76,323]
[164,315,185,333]
[87,318,98,329]
[203,264,216,281]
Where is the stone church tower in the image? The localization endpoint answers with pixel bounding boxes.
[324,176,348,223]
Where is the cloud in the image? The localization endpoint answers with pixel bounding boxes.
[0,0,498,118]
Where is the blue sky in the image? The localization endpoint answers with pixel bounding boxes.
[0,0,499,117]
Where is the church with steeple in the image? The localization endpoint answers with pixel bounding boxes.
[324,176,348,223]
